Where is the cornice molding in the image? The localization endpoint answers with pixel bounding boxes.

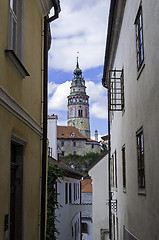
[0,86,42,136]
[102,0,127,87]
[38,0,58,16]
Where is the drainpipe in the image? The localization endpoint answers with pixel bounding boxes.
[107,89,112,240]
[41,3,61,240]
[102,84,112,240]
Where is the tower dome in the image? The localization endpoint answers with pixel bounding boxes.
[73,57,82,76]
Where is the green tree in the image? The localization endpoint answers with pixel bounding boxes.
[61,152,106,178]
[46,162,63,240]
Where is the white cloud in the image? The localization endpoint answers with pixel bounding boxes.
[48,82,59,95]
[90,100,107,119]
[57,120,67,126]
[48,0,110,72]
[86,81,106,102]
[48,81,70,111]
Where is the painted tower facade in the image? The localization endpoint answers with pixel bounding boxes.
[67,58,90,138]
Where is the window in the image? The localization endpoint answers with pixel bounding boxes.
[111,155,114,188]
[108,69,124,111]
[81,223,88,233]
[112,214,115,240]
[115,150,117,188]
[73,142,76,147]
[65,183,68,204]
[92,144,94,149]
[69,183,72,203]
[61,151,65,156]
[135,4,144,71]
[116,217,119,240]
[78,109,83,117]
[74,183,76,201]
[122,145,126,189]
[61,141,64,147]
[6,0,29,78]
[8,0,24,59]
[10,139,25,240]
[136,128,145,189]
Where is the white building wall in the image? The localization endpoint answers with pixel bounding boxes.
[89,155,109,240]
[107,0,159,239]
[56,177,81,240]
[48,115,57,160]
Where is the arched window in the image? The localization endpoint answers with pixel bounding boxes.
[78,110,83,117]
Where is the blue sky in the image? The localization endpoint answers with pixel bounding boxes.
[48,0,110,139]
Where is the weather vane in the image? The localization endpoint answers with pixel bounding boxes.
[77,51,79,60]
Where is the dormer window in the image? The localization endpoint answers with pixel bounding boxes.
[71,132,75,137]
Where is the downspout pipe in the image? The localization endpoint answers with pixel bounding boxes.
[41,3,60,240]
[103,83,112,240]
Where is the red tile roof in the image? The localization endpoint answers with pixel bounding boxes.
[81,179,92,193]
[57,126,99,143]
[48,114,58,119]
[57,126,86,139]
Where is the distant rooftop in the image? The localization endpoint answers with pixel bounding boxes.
[81,179,92,193]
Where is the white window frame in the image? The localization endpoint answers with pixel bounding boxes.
[8,0,24,60]
[6,0,29,78]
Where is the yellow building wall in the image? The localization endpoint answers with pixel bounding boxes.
[0,0,45,239]
[0,106,42,240]
[0,0,43,124]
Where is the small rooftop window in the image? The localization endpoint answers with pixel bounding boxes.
[71,132,75,137]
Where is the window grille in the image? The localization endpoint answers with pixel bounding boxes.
[108,69,124,111]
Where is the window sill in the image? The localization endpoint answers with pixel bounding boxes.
[5,50,29,79]
[138,188,146,196]
[137,63,145,81]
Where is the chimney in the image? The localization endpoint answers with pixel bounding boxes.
[94,130,98,142]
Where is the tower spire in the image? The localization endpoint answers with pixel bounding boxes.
[77,56,79,68]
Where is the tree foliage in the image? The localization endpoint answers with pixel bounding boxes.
[46,162,63,240]
[61,152,106,178]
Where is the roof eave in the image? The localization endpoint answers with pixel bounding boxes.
[102,0,127,88]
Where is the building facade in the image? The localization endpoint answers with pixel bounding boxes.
[88,154,109,240]
[57,126,101,156]
[67,58,90,139]
[0,0,59,239]
[48,114,58,160]
[81,179,93,240]
[48,156,83,240]
[102,0,159,239]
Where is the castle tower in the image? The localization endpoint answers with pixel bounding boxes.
[67,58,90,138]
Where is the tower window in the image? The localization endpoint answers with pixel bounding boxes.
[78,110,83,117]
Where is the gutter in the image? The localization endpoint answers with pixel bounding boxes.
[102,0,116,88]
[41,2,61,240]
[102,0,126,88]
